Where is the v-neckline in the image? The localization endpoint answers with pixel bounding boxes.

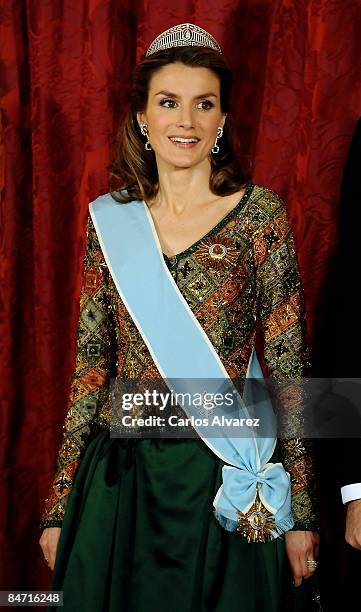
[144,182,254,263]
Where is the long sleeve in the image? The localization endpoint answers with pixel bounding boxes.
[254,190,318,531]
[39,212,117,530]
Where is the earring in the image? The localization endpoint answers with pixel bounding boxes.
[140,124,152,151]
[211,127,223,154]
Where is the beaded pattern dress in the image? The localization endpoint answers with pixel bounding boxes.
[40,182,317,533]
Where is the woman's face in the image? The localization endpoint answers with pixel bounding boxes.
[137,62,226,170]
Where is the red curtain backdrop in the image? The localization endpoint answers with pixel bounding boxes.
[1,0,361,597]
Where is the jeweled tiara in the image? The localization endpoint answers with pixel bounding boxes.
[145,23,222,57]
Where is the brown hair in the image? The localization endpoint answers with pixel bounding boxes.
[108,46,249,203]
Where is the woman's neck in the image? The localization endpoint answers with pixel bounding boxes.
[150,157,217,215]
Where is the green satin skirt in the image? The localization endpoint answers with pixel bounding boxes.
[50,431,314,611]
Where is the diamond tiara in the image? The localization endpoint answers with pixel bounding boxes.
[145,23,222,57]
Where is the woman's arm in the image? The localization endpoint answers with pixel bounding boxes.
[39,212,117,530]
[254,188,319,585]
[253,188,318,531]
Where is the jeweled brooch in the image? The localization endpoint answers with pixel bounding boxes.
[236,493,275,543]
[196,236,238,270]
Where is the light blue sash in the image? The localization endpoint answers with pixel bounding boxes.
[89,193,294,539]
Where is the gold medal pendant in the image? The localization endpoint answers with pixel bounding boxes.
[236,492,275,543]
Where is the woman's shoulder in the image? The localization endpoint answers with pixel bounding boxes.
[86,191,123,244]
[248,182,287,215]
[84,205,108,272]
[240,182,292,243]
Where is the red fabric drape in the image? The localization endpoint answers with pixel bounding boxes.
[1,0,361,598]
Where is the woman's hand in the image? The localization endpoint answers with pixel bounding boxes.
[39,527,61,571]
[285,530,320,587]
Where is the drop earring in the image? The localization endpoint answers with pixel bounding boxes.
[211,127,223,154]
[140,124,152,151]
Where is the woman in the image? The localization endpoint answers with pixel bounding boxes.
[39,23,319,612]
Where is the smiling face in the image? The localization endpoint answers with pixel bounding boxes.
[137,62,226,170]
